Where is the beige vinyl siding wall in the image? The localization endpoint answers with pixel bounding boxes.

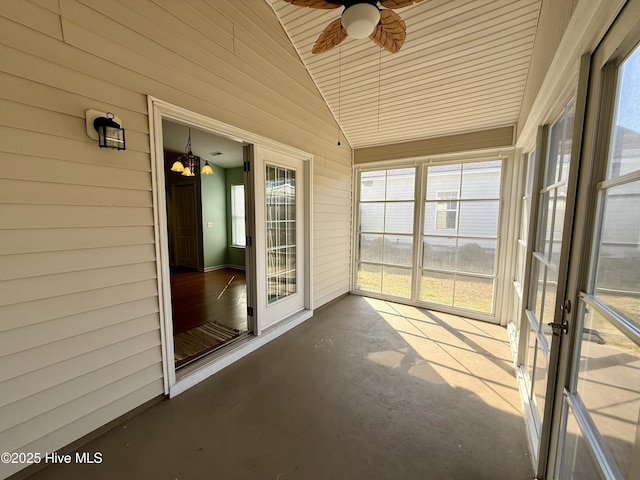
[353,126,514,164]
[517,0,579,137]
[0,1,351,477]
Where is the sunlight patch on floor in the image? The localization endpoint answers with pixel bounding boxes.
[364,297,523,415]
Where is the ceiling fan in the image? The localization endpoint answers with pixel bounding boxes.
[282,0,423,54]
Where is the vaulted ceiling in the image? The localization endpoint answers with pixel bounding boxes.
[267,0,542,149]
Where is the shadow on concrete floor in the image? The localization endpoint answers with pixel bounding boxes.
[26,294,533,480]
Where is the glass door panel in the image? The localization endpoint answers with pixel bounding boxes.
[522,99,576,464]
[558,42,640,480]
[254,146,307,332]
[266,165,297,303]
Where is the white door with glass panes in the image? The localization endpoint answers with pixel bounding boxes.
[253,145,307,332]
[555,38,640,480]
[520,101,577,468]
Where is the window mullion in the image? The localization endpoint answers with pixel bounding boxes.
[411,164,426,302]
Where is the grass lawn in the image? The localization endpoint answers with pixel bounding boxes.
[357,270,494,313]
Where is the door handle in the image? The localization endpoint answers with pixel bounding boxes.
[547,320,568,336]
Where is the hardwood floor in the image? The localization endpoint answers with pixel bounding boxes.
[170,267,248,335]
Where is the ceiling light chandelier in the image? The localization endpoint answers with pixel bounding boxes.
[170,128,214,177]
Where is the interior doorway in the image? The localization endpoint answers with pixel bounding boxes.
[162,119,251,368]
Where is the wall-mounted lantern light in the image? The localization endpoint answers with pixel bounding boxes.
[85,109,126,150]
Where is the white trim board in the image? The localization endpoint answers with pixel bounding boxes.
[517,0,627,149]
[147,96,314,396]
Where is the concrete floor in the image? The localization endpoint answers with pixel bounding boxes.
[27,294,533,480]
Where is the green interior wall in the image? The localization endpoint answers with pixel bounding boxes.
[201,163,227,269]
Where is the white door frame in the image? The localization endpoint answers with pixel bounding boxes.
[148,97,314,396]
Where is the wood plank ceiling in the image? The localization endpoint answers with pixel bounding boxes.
[267,0,542,149]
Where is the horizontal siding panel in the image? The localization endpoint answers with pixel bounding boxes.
[312,191,352,205]
[0,280,159,332]
[0,125,150,172]
[313,174,351,193]
[1,339,160,415]
[313,274,350,293]
[1,350,159,433]
[0,152,152,191]
[0,261,157,305]
[108,0,326,113]
[315,286,350,309]
[312,234,352,250]
[56,7,337,144]
[314,202,352,215]
[0,42,148,115]
[314,258,351,276]
[0,362,163,454]
[314,219,350,232]
[0,98,150,153]
[313,163,353,183]
[1,380,162,479]
[314,228,351,241]
[0,204,154,229]
[0,179,152,208]
[0,71,150,133]
[0,226,154,255]
[0,300,160,369]
[144,0,234,50]
[314,210,352,223]
[0,1,351,474]
[28,0,61,14]
[314,243,351,259]
[312,184,352,201]
[0,0,62,40]
[0,247,155,283]
[355,127,514,164]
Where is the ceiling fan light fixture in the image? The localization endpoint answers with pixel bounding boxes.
[341,3,380,39]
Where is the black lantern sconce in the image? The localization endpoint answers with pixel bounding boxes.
[94,112,125,150]
[85,109,126,151]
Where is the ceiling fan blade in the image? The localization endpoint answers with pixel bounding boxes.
[379,0,423,8]
[312,18,348,54]
[369,9,406,53]
[282,0,342,8]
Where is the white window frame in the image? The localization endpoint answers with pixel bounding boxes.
[435,189,459,230]
[230,183,246,248]
[351,150,513,324]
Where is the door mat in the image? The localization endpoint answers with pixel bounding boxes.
[174,322,244,368]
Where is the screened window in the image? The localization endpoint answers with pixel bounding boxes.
[356,168,415,298]
[231,184,246,247]
[421,161,502,314]
[354,161,503,316]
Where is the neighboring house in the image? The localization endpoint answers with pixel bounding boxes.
[1,1,638,479]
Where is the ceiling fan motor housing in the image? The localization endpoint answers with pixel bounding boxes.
[341,2,380,38]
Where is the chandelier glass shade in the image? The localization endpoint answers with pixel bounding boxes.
[171,128,214,177]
